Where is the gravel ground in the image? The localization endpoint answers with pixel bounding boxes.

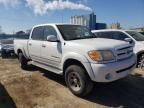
[0,58,144,108]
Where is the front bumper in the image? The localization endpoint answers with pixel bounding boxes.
[91,55,136,82]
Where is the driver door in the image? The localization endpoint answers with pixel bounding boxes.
[41,26,62,70]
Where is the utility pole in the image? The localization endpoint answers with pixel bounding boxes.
[0,25,2,34]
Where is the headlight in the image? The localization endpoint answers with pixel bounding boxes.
[88,50,115,61]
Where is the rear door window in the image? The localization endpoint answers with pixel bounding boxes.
[31,26,44,40]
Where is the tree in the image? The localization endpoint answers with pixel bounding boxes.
[16,31,25,36]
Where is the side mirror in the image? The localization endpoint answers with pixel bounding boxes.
[124,38,132,42]
[47,35,59,42]
[124,38,134,44]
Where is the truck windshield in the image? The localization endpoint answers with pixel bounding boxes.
[126,31,144,41]
[57,25,96,41]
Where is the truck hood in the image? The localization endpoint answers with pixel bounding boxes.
[67,38,130,50]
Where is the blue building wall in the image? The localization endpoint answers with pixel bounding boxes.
[89,13,96,30]
[95,23,107,30]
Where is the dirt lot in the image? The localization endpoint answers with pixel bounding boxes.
[0,58,144,108]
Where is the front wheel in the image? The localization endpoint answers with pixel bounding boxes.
[137,54,144,70]
[65,65,94,97]
[18,52,28,70]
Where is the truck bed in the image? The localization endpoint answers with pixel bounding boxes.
[14,39,30,59]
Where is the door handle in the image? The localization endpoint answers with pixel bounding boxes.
[42,44,46,47]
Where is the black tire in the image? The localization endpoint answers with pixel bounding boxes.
[18,52,28,70]
[65,65,94,97]
[137,54,144,70]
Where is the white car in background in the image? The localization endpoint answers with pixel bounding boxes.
[92,29,144,69]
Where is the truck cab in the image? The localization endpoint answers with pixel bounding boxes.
[14,24,136,96]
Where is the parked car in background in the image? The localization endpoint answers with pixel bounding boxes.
[140,32,144,35]
[0,34,15,56]
[1,38,15,58]
[0,34,29,58]
[92,29,144,70]
[14,24,136,96]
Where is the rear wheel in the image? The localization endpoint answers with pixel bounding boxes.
[18,52,28,70]
[137,54,144,70]
[65,65,94,97]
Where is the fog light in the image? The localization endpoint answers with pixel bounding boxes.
[105,73,112,80]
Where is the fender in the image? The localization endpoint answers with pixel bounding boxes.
[61,52,96,81]
[17,48,27,58]
[16,44,29,59]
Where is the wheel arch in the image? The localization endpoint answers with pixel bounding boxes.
[63,59,86,75]
[17,49,22,54]
[17,49,28,60]
[136,50,144,67]
[137,51,144,58]
[62,53,95,81]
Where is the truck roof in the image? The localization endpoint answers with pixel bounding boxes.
[33,23,82,28]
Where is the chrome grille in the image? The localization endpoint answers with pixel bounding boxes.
[116,46,133,61]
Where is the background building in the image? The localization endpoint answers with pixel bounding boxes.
[109,22,121,29]
[95,23,107,30]
[70,13,106,30]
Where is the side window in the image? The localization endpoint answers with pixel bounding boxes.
[31,27,44,40]
[97,32,112,39]
[43,26,57,41]
[110,32,128,41]
[97,31,128,41]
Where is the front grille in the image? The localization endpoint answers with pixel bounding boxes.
[116,46,133,61]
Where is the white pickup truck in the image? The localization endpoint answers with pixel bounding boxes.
[14,24,136,96]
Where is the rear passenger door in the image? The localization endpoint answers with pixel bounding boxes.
[28,26,44,62]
